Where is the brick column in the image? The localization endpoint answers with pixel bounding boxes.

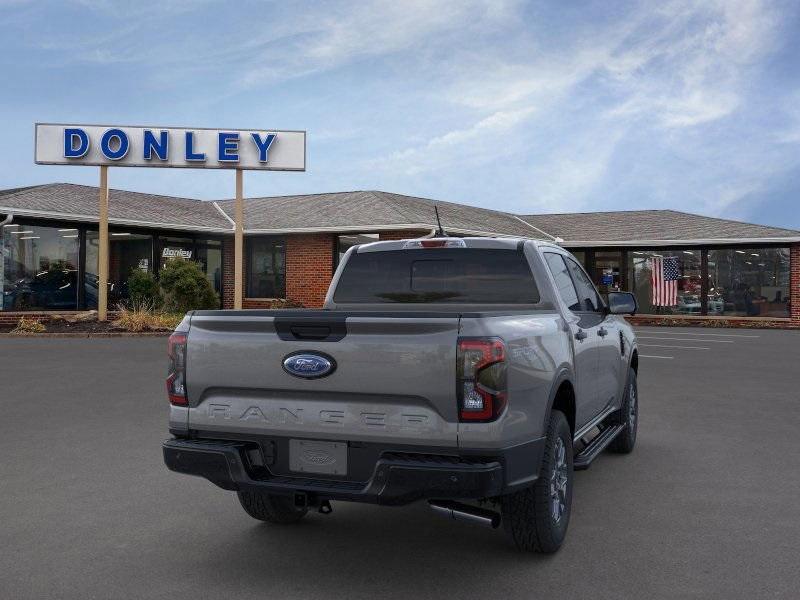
[791,244,800,325]
[222,237,235,309]
[286,233,335,308]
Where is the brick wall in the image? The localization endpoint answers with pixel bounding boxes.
[220,233,335,309]
[791,243,800,325]
[208,231,440,310]
[285,233,335,308]
[0,311,121,326]
[0,312,57,325]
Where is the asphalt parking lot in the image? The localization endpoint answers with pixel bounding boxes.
[1,327,799,600]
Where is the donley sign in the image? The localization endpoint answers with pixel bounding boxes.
[35,124,305,171]
[33,122,306,319]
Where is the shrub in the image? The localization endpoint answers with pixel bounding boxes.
[11,317,46,334]
[127,269,162,308]
[113,301,184,332]
[158,259,219,314]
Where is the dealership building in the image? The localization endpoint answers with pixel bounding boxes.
[1,182,798,327]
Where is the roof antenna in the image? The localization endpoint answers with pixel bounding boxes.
[434,204,447,237]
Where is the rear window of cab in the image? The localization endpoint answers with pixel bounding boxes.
[333,248,540,304]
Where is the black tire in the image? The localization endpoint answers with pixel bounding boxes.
[609,367,638,454]
[501,410,573,553]
[237,490,308,524]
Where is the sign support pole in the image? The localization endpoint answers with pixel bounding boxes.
[98,166,109,321]
[234,168,244,310]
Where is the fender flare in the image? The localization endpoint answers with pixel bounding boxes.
[628,343,639,373]
[542,365,576,434]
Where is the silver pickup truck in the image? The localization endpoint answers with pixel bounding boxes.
[163,237,639,553]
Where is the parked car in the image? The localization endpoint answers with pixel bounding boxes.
[163,237,640,553]
[2,268,78,310]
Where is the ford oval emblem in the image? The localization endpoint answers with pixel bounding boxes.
[282,352,336,379]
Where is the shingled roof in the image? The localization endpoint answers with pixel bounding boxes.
[519,210,800,245]
[215,190,544,237]
[0,183,230,232]
[1,183,798,243]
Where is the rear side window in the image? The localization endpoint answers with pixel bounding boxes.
[544,253,579,310]
[564,257,602,312]
[544,252,602,312]
[334,248,539,304]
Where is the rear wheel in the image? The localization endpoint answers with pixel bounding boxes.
[609,368,638,454]
[237,490,308,524]
[501,409,573,553]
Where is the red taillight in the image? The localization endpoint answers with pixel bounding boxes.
[167,332,188,406]
[457,337,507,422]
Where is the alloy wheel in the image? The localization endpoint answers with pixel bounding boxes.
[550,437,569,523]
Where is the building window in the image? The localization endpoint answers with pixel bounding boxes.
[707,248,790,318]
[2,223,80,311]
[628,249,702,315]
[594,250,624,295]
[85,230,154,308]
[337,233,379,266]
[246,237,285,298]
[159,236,194,271]
[196,240,223,299]
[570,250,587,270]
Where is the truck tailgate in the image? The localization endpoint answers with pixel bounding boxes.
[185,311,460,447]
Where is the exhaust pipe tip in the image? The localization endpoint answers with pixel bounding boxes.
[429,500,501,529]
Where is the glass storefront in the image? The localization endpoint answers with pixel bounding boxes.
[85,230,154,308]
[246,236,285,298]
[159,237,195,271]
[196,241,223,298]
[595,250,623,296]
[2,223,80,310]
[707,248,790,318]
[628,249,702,315]
[84,231,223,309]
[1,219,792,320]
[570,250,587,271]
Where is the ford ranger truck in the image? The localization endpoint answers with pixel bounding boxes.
[163,237,639,553]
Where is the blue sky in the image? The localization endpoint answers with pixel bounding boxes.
[1,0,799,228]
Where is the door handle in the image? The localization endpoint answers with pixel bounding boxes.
[598,327,608,337]
[574,329,587,341]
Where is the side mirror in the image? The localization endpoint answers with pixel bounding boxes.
[607,291,637,315]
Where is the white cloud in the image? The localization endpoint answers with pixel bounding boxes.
[367,0,793,215]
[376,106,535,175]
[1,0,797,226]
[238,0,522,88]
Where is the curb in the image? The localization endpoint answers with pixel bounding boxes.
[0,332,171,338]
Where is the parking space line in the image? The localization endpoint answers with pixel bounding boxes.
[640,355,674,359]
[637,336,733,343]
[639,343,710,350]
[635,330,759,338]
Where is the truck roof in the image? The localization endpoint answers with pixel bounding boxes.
[354,236,563,253]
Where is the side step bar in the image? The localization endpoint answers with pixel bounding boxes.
[573,423,625,470]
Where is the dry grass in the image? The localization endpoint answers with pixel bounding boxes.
[113,302,183,332]
[11,317,46,334]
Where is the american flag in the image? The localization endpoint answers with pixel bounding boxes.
[650,256,679,306]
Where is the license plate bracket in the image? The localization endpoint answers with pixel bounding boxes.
[289,439,348,476]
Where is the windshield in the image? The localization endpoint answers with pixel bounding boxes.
[333,248,540,304]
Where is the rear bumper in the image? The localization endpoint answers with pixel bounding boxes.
[163,437,544,505]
